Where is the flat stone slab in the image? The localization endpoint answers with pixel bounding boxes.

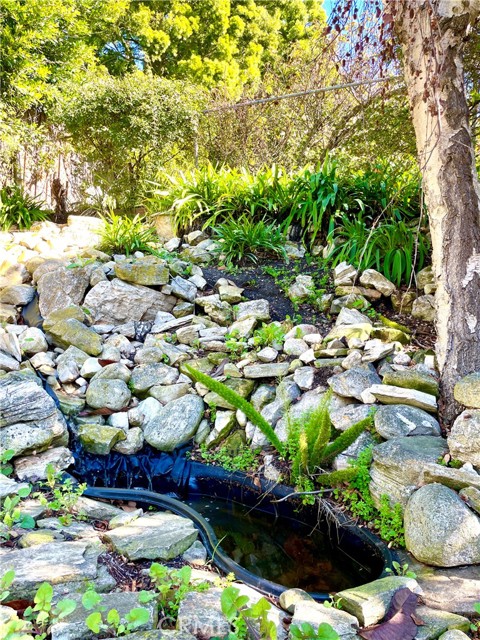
[368,384,437,412]
[51,591,158,640]
[374,404,441,439]
[335,576,421,626]
[420,463,480,492]
[104,512,197,560]
[0,541,101,599]
[243,362,290,378]
[414,606,469,640]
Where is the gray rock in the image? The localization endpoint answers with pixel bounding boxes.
[0,373,55,427]
[47,319,103,356]
[459,486,480,514]
[243,362,290,378]
[104,512,197,560]
[78,424,126,455]
[170,275,197,302]
[0,541,101,599]
[0,474,30,499]
[257,346,278,362]
[0,284,35,306]
[374,404,441,439]
[149,383,190,404]
[330,404,373,431]
[51,590,158,640]
[0,331,21,361]
[218,284,244,304]
[454,372,480,408]
[335,576,420,626]
[84,279,176,324]
[228,316,258,338]
[195,295,233,325]
[1,410,68,457]
[448,410,480,467]
[182,540,208,565]
[130,363,179,393]
[382,369,439,398]
[359,269,396,296]
[91,362,131,383]
[333,431,377,470]
[56,345,90,368]
[114,259,169,286]
[370,436,448,508]
[328,366,381,401]
[278,588,313,614]
[251,385,276,410]
[412,295,436,322]
[335,307,372,326]
[439,632,470,640]
[235,299,270,321]
[291,601,359,639]
[414,606,469,639]
[368,384,437,412]
[205,410,236,447]
[283,338,309,356]
[420,464,480,492]
[113,427,144,454]
[143,394,204,451]
[73,496,125,521]
[293,366,315,391]
[14,447,74,481]
[0,350,20,371]
[287,275,314,302]
[86,379,131,410]
[38,266,91,317]
[331,294,370,314]
[177,589,230,639]
[405,484,480,567]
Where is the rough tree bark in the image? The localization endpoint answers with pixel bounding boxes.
[390,0,480,425]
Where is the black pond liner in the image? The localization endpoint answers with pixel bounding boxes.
[73,446,394,601]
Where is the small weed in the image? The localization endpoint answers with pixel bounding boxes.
[199,443,261,473]
[385,561,416,579]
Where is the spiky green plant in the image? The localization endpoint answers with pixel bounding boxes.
[287,392,375,486]
[184,365,285,455]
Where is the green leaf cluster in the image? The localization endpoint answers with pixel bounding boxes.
[0,486,35,534]
[0,186,50,231]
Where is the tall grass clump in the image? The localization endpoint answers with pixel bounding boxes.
[98,211,158,256]
[0,185,50,230]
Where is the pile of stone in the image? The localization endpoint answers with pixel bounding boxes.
[286,261,437,322]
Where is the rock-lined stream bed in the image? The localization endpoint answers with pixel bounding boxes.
[1,217,480,639]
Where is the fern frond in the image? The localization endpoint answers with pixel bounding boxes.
[184,365,284,455]
[309,390,333,465]
[320,414,374,463]
[314,467,357,486]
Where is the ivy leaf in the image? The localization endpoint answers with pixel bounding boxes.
[82,589,103,610]
[126,607,150,629]
[55,598,77,620]
[86,611,103,633]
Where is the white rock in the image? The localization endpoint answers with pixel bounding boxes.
[257,347,278,362]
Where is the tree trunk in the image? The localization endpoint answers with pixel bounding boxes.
[391,0,480,426]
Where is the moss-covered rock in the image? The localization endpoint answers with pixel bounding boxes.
[382,369,439,397]
[78,424,126,455]
[47,318,102,355]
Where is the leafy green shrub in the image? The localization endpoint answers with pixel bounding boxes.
[0,185,50,230]
[59,72,200,210]
[326,215,431,286]
[212,216,286,268]
[287,391,374,488]
[98,211,158,256]
[184,365,285,455]
[281,157,345,245]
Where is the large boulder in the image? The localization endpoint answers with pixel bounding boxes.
[85,379,131,411]
[37,265,91,317]
[454,372,480,408]
[447,410,480,467]
[374,404,441,439]
[83,279,176,324]
[143,394,204,451]
[404,484,480,567]
[369,436,448,507]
